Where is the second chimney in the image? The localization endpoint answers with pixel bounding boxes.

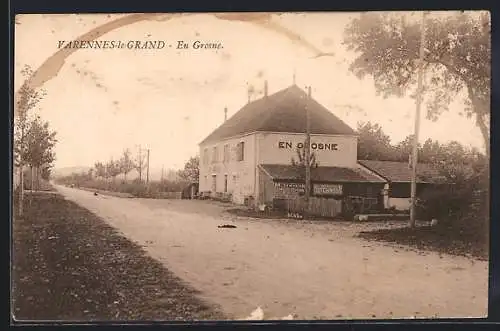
[308,86,312,98]
[264,80,268,97]
[224,107,228,121]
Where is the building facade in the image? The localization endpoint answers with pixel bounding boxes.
[199,84,388,212]
[358,160,444,211]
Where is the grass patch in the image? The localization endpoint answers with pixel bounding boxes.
[357,222,488,261]
[12,193,225,321]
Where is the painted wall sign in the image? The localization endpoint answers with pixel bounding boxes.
[278,141,339,151]
[313,183,343,195]
[274,182,305,196]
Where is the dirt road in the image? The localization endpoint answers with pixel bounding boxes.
[56,185,488,320]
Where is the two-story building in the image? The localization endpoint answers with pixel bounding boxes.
[198,84,387,211]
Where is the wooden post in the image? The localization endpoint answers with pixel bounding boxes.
[146,149,150,184]
[304,86,312,217]
[409,11,427,228]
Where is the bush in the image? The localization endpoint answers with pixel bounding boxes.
[416,169,489,227]
[55,176,190,199]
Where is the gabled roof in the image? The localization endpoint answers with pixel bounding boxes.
[260,164,386,183]
[358,160,444,183]
[200,85,356,145]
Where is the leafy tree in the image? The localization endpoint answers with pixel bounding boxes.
[94,162,106,180]
[24,115,57,190]
[356,121,397,160]
[106,159,121,183]
[14,65,46,216]
[119,148,135,181]
[343,11,490,156]
[419,138,443,163]
[178,156,200,182]
[40,164,53,180]
[394,134,420,163]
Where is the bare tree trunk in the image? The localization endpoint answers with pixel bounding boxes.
[18,164,24,217]
[30,166,34,206]
[36,165,40,190]
[476,112,490,159]
[467,86,490,160]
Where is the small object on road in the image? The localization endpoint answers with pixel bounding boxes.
[94,192,98,196]
[218,224,237,229]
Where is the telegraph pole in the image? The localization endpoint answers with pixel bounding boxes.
[409,11,428,228]
[146,149,150,184]
[304,86,312,217]
[138,145,142,183]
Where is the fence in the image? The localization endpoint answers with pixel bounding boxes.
[286,196,342,219]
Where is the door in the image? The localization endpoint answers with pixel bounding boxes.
[211,175,217,193]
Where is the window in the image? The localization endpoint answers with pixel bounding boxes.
[203,148,209,165]
[236,142,245,161]
[224,175,228,193]
[223,144,230,163]
[212,146,218,163]
[211,175,217,192]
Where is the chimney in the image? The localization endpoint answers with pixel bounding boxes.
[247,85,251,103]
[308,86,312,98]
[264,80,268,97]
[224,107,228,121]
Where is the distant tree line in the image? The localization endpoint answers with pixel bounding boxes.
[357,121,486,172]
[54,153,200,198]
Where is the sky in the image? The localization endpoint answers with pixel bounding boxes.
[14,12,487,171]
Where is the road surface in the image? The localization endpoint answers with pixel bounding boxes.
[56,185,488,320]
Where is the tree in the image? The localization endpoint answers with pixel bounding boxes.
[94,162,106,180]
[14,65,46,216]
[119,148,135,181]
[394,134,420,163]
[343,11,490,156]
[24,115,57,191]
[419,138,443,163]
[135,147,147,183]
[178,156,200,182]
[356,121,397,160]
[40,164,52,180]
[106,159,121,184]
[291,144,318,179]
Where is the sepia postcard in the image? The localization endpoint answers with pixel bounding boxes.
[12,11,490,322]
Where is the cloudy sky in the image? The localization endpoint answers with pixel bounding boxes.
[14,12,485,170]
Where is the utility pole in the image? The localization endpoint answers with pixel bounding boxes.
[146,149,150,184]
[161,165,164,183]
[138,145,142,183]
[409,11,428,228]
[304,86,312,217]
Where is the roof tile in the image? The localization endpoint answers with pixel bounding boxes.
[358,160,443,183]
[200,85,356,144]
[260,164,386,183]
